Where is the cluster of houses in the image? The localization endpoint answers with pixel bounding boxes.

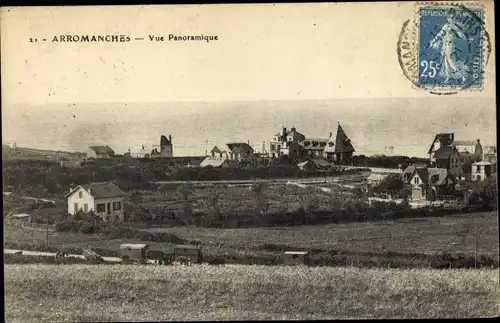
[367,132,497,202]
[199,123,356,168]
[86,134,174,160]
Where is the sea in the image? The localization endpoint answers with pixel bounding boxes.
[2,98,496,158]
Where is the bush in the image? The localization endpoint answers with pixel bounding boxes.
[54,219,185,244]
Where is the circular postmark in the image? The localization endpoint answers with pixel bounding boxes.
[397,2,491,95]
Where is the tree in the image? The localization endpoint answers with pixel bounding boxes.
[251,183,269,216]
[176,184,193,218]
[375,174,405,195]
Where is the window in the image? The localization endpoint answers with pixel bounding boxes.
[96,203,105,212]
[83,203,88,212]
[113,202,122,210]
[413,176,420,185]
[74,203,78,212]
[78,191,83,198]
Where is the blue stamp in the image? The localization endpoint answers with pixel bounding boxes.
[416,5,485,90]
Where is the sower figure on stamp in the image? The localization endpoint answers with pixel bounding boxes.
[429,16,470,84]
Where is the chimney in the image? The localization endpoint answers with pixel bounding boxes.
[329,132,333,138]
[169,134,172,143]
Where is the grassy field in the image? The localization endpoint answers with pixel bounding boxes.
[4,212,498,260]
[5,264,499,321]
[142,212,499,258]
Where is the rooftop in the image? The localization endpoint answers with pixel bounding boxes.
[120,243,149,249]
[65,182,126,199]
[89,145,114,154]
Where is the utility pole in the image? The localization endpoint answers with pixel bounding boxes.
[474,217,478,269]
[45,216,49,249]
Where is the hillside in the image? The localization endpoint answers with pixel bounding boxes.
[2,145,85,161]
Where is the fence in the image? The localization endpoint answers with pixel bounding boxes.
[8,219,56,231]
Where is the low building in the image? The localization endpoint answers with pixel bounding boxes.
[87,145,115,159]
[366,173,389,185]
[200,156,230,168]
[130,145,151,158]
[407,168,456,201]
[471,161,495,181]
[119,243,150,261]
[282,251,310,266]
[65,182,126,222]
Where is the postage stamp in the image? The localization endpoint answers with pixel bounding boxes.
[397,2,491,95]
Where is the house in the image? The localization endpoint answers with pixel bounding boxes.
[323,123,355,164]
[471,161,495,181]
[87,146,115,159]
[149,134,173,158]
[268,123,355,165]
[226,142,254,161]
[407,168,456,200]
[483,145,497,163]
[65,182,126,222]
[200,156,230,168]
[428,133,454,165]
[210,146,229,159]
[402,164,427,183]
[433,145,462,177]
[299,138,328,159]
[269,127,306,158]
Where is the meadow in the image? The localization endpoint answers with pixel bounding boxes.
[4,211,498,268]
[5,264,500,322]
[141,211,499,257]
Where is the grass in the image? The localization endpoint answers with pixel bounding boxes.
[134,183,348,214]
[4,212,498,261]
[5,264,500,321]
[142,212,499,258]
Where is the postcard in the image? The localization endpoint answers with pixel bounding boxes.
[2,2,498,321]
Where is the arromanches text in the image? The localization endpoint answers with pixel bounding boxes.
[52,35,131,42]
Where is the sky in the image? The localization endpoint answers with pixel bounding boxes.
[1,3,496,157]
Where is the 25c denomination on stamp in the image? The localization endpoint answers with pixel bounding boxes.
[397,2,491,95]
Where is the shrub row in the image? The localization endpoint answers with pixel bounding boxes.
[189,202,492,228]
[54,219,185,244]
[3,254,113,265]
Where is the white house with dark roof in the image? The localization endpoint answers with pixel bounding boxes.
[65,182,126,222]
[226,142,254,161]
[407,168,456,200]
[87,145,115,159]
